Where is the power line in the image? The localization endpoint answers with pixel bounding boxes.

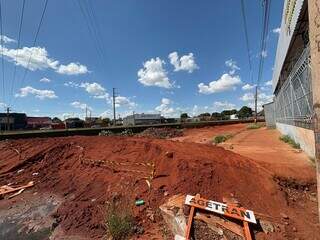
[257,0,271,88]
[9,0,26,106]
[12,0,49,107]
[112,88,117,126]
[255,0,271,118]
[240,0,253,82]
[75,0,107,70]
[0,0,5,104]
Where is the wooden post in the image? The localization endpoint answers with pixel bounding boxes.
[185,194,200,240]
[243,221,252,240]
[308,0,320,222]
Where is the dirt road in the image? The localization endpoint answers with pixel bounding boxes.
[221,127,315,181]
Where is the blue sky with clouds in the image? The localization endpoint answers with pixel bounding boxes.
[0,0,283,119]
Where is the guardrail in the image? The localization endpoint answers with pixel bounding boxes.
[0,119,263,140]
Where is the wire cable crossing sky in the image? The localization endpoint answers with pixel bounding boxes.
[0,0,283,119]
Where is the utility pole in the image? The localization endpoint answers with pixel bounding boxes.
[133,111,135,126]
[6,107,11,131]
[254,86,258,123]
[85,105,88,120]
[112,88,116,126]
[308,0,320,222]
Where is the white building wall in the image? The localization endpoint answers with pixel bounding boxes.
[272,0,305,92]
[276,122,315,158]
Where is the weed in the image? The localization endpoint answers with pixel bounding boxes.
[247,123,263,129]
[213,134,233,144]
[309,157,315,165]
[279,135,301,149]
[105,196,135,240]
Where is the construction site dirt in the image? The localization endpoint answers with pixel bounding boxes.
[0,124,319,239]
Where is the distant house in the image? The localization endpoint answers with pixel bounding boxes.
[27,117,52,129]
[0,113,27,131]
[230,114,238,120]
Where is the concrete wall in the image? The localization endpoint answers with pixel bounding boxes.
[264,102,276,128]
[276,122,315,158]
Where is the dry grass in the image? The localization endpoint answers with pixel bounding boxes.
[279,135,301,149]
[105,196,135,240]
[213,134,233,144]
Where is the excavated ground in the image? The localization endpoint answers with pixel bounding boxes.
[0,132,319,239]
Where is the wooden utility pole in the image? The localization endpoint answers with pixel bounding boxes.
[254,86,258,123]
[6,107,10,131]
[112,88,116,126]
[308,0,320,222]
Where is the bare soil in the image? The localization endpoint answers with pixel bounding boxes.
[0,125,319,239]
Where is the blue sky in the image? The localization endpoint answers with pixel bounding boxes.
[0,0,283,119]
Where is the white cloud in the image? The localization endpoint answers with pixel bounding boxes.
[265,80,272,86]
[242,83,256,90]
[99,110,112,119]
[0,102,7,109]
[64,81,79,88]
[240,92,273,103]
[213,101,236,110]
[115,96,136,108]
[70,101,92,111]
[240,92,273,111]
[155,98,175,117]
[198,73,242,94]
[138,57,172,88]
[65,81,109,100]
[168,52,199,73]
[15,86,57,99]
[225,59,240,75]
[240,92,254,101]
[80,82,106,96]
[2,45,89,75]
[272,27,281,34]
[258,92,273,102]
[64,81,136,109]
[0,35,16,44]
[56,62,89,75]
[61,112,79,120]
[39,77,51,83]
[3,46,59,71]
[261,50,268,58]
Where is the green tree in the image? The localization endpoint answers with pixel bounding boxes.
[52,117,62,123]
[220,109,237,120]
[101,118,111,126]
[237,106,253,119]
[211,112,221,120]
[180,113,189,119]
[198,112,211,117]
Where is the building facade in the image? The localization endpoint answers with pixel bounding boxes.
[123,113,161,126]
[27,117,52,129]
[272,0,315,157]
[0,113,27,131]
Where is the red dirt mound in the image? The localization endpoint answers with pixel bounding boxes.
[0,136,307,239]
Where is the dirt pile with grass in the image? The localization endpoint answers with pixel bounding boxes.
[0,136,315,239]
[138,127,183,139]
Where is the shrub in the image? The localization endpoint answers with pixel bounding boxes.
[105,197,135,240]
[247,123,263,129]
[280,135,301,149]
[213,134,233,144]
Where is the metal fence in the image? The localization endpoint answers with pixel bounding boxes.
[274,45,313,129]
